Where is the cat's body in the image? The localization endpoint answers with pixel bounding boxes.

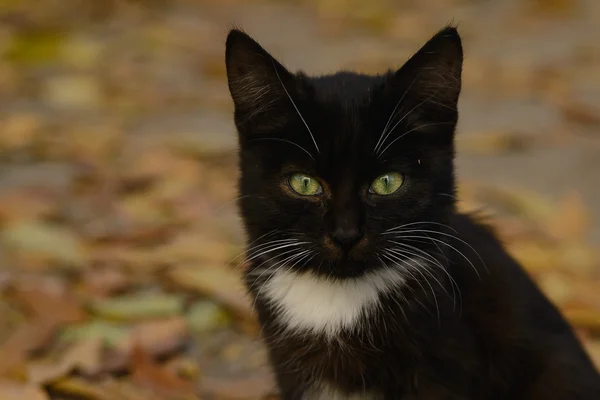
[225,26,600,399]
[254,213,599,399]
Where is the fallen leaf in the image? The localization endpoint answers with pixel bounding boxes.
[0,113,40,150]
[0,381,49,400]
[130,342,196,399]
[59,320,128,348]
[42,74,103,110]
[186,300,230,334]
[476,186,556,225]
[157,232,240,266]
[1,221,87,268]
[49,377,114,400]
[0,189,58,224]
[166,266,252,320]
[28,337,103,384]
[506,240,555,273]
[538,272,573,306]
[12,286,86,324]
[201,371,276,400]
[89,293,185,321]
[559,99,600,127]
[0,318,57,378]
[456,131,536,155]
[563,306,600,334]
[104,317,189,372]
[545,191,591,241]
[80,266,131,297]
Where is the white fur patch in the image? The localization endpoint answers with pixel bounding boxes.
[262,266,406,337]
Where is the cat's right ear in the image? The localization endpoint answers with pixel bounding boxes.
[225,29,297,132]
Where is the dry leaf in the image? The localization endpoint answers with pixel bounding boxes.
[130,342,196,399]
[559,100,600,127]
[1,221,87,268]
[104,317,189,372]
[545,191,591,241]
[80,266,131,297]
[0,381,49,400]
[89,293,184,321]
[0,318,57,377]
[506,240,555,273]
[456,131,535,155]
[28,337,103,384]
[201,371,276,400]
[49,377,114,400]
[167,266,252,320]
[563,306,600,334]
[12,286,86,324]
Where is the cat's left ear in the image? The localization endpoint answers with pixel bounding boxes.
[389,26,463,113]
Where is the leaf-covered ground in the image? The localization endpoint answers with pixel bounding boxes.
[0,0,599,398]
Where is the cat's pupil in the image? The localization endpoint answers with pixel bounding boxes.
[302,178,310,188]
[382,176,389,186]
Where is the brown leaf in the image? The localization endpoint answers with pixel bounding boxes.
[475,185,557,225]
[0,189,57,224]
[201,370,276,400]
[80,266,131,298]
[166,266,253,320]
[506,240,555,273]
[562,306,600,334]
[0,381,49,400]
[456,131,535,155]
[560,99,600,127]
[49,377,115,400]
[104,317,189,372]
[545,191,591,241]
[28,337,103,384]
[0,318,57,377]
[583,340,600,372]
[11,286,86,324]
[158,232,240,266]
[130,342,196,399]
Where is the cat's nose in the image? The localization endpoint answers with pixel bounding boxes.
[331,227,362,248]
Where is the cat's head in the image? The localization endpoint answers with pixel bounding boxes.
[226,27,462,279]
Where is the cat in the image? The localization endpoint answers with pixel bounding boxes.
[224,25,600,399]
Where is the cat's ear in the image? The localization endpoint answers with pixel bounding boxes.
[225,29,297,131]
[389,26,463,111]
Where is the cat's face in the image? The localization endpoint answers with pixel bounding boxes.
[226,27,463,279]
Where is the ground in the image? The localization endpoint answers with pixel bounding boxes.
[0,0,599,399]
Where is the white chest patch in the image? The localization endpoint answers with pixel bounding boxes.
[262,266,406,337]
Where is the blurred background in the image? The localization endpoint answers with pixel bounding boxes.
[0,0,599,398]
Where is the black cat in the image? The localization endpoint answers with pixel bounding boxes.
[224,25,600,399]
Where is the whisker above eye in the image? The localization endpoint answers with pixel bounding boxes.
[373,74,421,155]
[247,138,315,160]
[271,59,320,154]
[377,121,455,158]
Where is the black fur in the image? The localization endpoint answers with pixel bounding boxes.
[225,26,600,399]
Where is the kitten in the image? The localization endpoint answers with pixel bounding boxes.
[225,26,600,399]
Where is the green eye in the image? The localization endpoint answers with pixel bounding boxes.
[289,173,322,196]
[369,172,404,195]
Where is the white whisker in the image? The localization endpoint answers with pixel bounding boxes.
[373,74,420,154]
[272,59,320,154]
